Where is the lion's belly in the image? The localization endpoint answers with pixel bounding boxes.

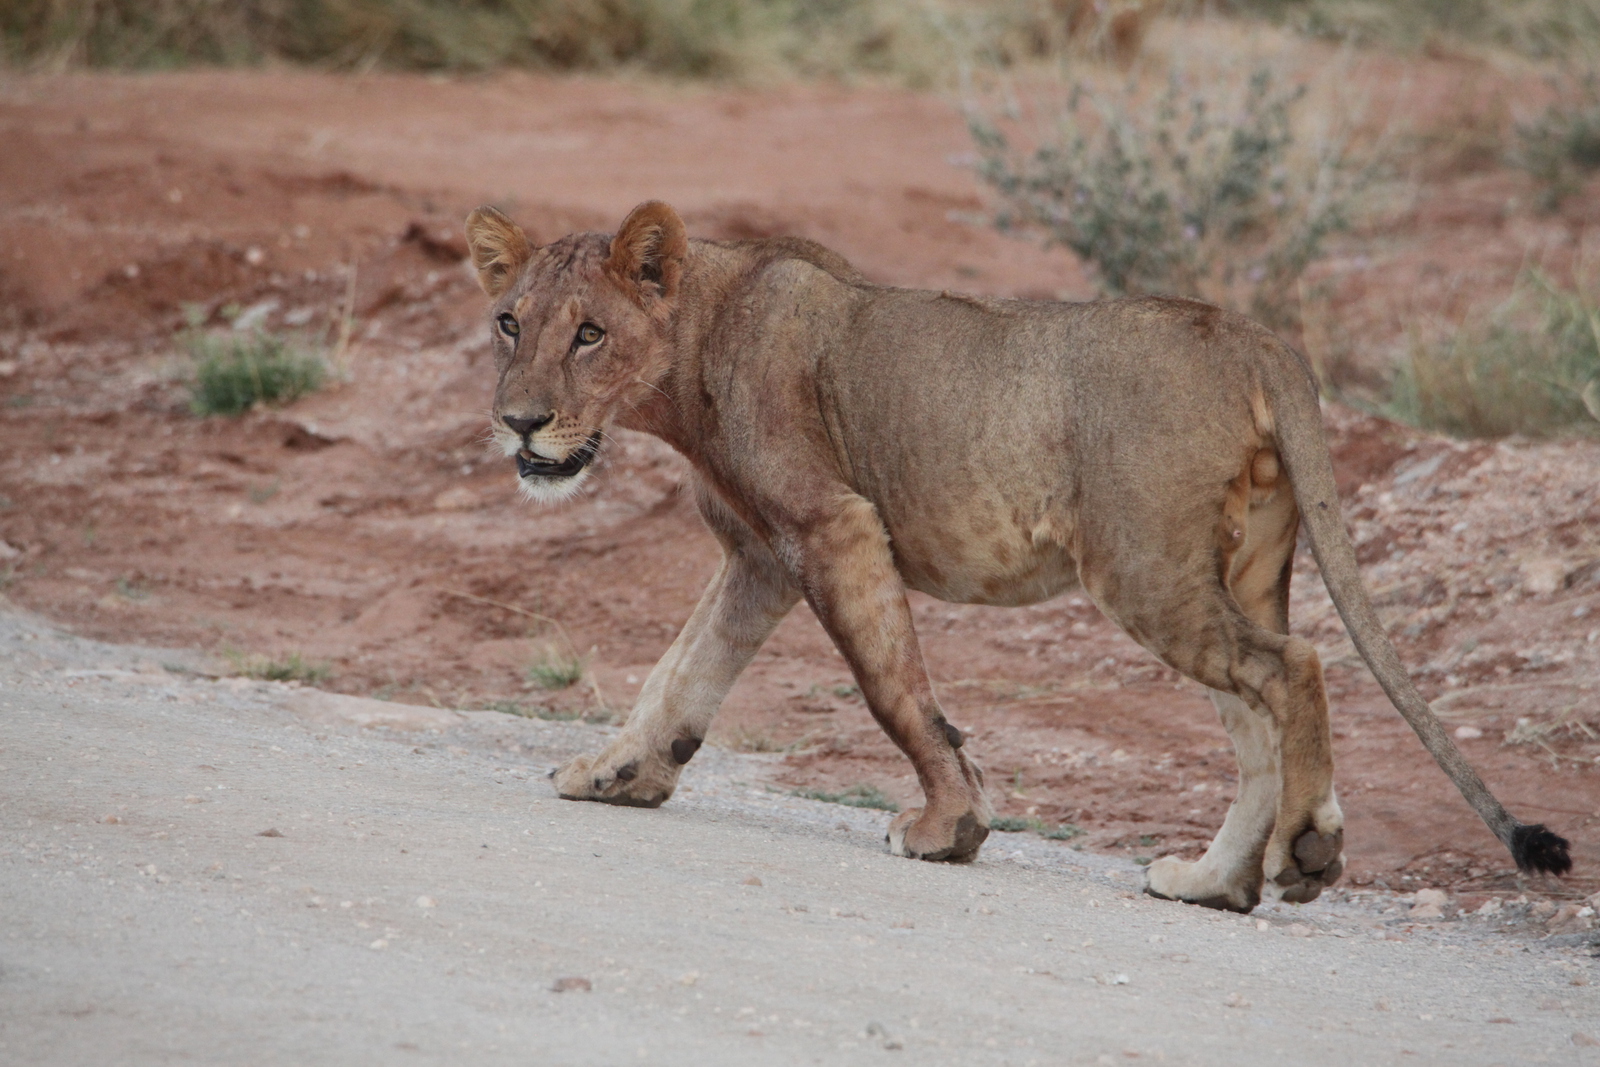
[884,509,1081,608]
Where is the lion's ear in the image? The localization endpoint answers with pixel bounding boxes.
[464,206,533,299]
[604,200,687,311]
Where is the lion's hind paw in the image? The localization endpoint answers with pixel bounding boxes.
[1268,828,1345,905]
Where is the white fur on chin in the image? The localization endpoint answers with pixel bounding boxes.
[516,467,591,504]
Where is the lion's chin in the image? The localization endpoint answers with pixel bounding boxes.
[515,464,592,504]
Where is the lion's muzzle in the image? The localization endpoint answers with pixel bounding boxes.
[516,431,602,481]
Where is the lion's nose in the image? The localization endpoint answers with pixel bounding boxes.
[502,413,553,437]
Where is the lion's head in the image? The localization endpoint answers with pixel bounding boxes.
[464,201,687,502]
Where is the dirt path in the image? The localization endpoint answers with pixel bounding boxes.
[1,68,1598,897]
[3,607,1597,1066]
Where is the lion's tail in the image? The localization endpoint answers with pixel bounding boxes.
[1265,354,1572,876]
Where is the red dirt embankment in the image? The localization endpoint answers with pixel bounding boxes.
[1,70,1596,899]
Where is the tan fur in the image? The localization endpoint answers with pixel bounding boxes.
[466,200,1556,909]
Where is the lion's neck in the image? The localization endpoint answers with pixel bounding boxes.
[614,240,752,457]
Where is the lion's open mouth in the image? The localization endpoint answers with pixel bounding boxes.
[516,432,602,480]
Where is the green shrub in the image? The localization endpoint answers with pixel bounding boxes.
[792,784,900,812]
[187,331,325,416]
[226,650,331,684]
[1041,822,1084,840]
[527,647,585,690]
[970,65,1358,329]
[1389,271,1600,438]
[990,815,1041,832]
[1512,71,1600,210]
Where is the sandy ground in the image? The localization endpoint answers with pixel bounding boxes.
[0,60,1597,901]
[3,606,1598,1066]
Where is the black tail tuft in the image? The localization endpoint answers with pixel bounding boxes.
[1510,823,1573,875]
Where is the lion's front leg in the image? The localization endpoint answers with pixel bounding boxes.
[785,494,992,863]
[553,532,798,807]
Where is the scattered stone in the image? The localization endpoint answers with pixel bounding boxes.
[257,828,283,837]
[1224,993,1250,1009]
[865,1021,901,1050]
[1487,1017,1514,1024]
[1255,919,1270,931]
[415,895,436,908]
[679,971,699,986]
[1453,726,1483,740]
[1574,1031,1600,1048]
[551,976,591,993]
[1285,923,1311,938]
[1547,904,1595,936]
[1520,559,1568,596]
[101,814,122,824]
[1409,888,1448,919]
[0,539,20,559]
[742,876,763,887]
[369,939,388,950]
[1375,999,1392,1012]
[182,795,203,804]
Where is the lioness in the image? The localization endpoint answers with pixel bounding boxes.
[465,200,1571,911]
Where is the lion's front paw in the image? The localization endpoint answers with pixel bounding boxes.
[886,806,989,863]
[551,743,679,808]
[1265,828,1345,905]
[1144,856,1260,913]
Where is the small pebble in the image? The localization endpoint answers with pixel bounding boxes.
[1224,993,1250,1009]
[551,976,591,993]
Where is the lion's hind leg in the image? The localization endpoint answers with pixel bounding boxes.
[1094,464,1343,911]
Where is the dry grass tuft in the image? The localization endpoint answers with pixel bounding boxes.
[1389,270,1600,438]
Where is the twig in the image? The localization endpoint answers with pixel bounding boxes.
[329,261,359,378]
[1429,679,1593,715]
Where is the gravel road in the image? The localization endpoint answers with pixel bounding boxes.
[2,606,1596,1066]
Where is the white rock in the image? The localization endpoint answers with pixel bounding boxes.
[1454,726,1483,740]
[1520,559,1568,596]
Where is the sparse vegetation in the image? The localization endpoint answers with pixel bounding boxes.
[0,0,1141,82]
[792,784,900,812]
[1235,0,1600,59]
[970,64,1360,329]
[1388,271,1600,438]
[992,815,1085,840]
[186,330,325,416]
[1512,71,1600,210]
[478,698,611,723]
[1041,822,1084,840]
[225,650,330,684]
[526,646,585,690]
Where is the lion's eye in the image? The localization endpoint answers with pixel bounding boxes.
[576,323,604,346]
[497,313,520,337]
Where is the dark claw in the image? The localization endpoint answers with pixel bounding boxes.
[671,738,702,765]
[615,762,638,782]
